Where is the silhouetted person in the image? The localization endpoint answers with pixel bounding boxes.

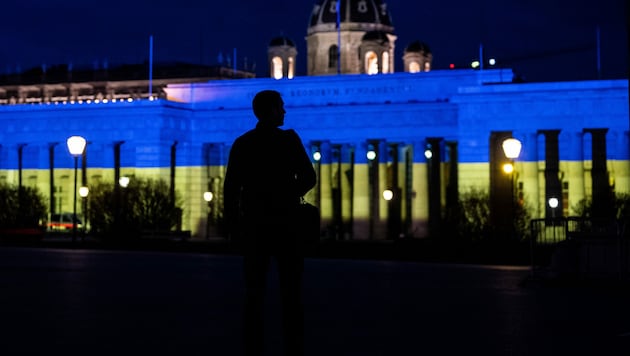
[224,90,316,356]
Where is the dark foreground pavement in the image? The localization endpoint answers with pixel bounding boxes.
[0,246,629,356]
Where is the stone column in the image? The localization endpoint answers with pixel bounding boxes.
[540,130,562,218]
[585,129,613,219]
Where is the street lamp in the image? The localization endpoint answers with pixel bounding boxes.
[79,186,89,241]
[502,138,522,160]
[203,191,213,239]
[548,197,559,242]
[501,138,522,239]
[67,136,86,243]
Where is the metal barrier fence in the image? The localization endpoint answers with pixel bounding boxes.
[529,217,629,280]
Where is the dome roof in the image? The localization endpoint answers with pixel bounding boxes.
[362,30,389,43]
[269,36,296,47]
[308,0,393,34]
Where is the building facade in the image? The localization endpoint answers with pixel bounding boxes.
[0,70,627,239]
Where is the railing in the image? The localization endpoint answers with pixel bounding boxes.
[529,217,629,280]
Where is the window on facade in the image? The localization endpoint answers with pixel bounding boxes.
[365,51,378,75]
[288,57,295,79]
[409,61,420,73]
[382,52,389,73]
[424,62,431,72]
[329,45,339,69]
[272,57,283,80]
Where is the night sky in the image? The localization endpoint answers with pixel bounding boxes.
[0,0,627,82]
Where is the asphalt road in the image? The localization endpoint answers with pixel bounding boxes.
[0,247,628,355]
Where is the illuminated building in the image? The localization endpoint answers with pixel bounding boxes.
[0,0,627,240]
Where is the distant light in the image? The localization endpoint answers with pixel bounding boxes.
[471,60,480,69]
[502,163,514,174]
[449,63,455,69]
[424,149,433,159]
[548,197,559,209]
[313,151,322,162]
[367,150,377,161]
[102,99,108,103]
[489,58,496,66]
[383,189,394,201]
[79,186,90,198]
[127,98,133,102]
[119,176,130,188]
[203,191,213,202]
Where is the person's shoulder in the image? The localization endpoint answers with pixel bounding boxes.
[233,129,257,142]
[283,129,301,140]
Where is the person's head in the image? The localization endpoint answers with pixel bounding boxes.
[252,90,285,126]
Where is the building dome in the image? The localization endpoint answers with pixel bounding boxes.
[403,41,432,73]
[405,41,431,54]
[308,0,393,35]
[362,30,390,44]
[268,36,297,80]
[269,36,296,47]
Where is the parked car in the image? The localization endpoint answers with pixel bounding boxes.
[47,213,83,232]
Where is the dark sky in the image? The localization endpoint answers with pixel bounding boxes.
[0,0,627,82]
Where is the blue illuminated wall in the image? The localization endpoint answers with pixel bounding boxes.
[0,69,628,238]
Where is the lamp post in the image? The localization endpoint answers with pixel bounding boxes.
[79,186,89,242]
[66,136,87,243]
[203,191,213,239]
[501,138,522,239]
[548,197,559,242]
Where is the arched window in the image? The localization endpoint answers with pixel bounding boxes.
[328,45,339,69]
[409,61,420,73]
[365,51,378,75]
[272,56,283,79]
[424,62,431,72]
[288,57,295,79]
[382,52,389,73]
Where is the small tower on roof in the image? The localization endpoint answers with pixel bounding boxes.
[268,36,297,79]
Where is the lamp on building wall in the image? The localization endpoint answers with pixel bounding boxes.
[501,137,522,239]
[79,186,89,241]
[548,197,559,242]
[119,176,130,188]
[203,191,213,240]
[367,145,377,161]
[66,136,86,243]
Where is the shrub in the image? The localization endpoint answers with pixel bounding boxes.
[88,178,183,238]
[448,188,531,242]
[0,184,47,228]
[456,188,492,241]
[572,193,630,220]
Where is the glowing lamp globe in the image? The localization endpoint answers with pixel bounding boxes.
[67,136,86,156]
[502,138,522,159]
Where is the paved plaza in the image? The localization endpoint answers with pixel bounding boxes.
[0,246,629,355]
